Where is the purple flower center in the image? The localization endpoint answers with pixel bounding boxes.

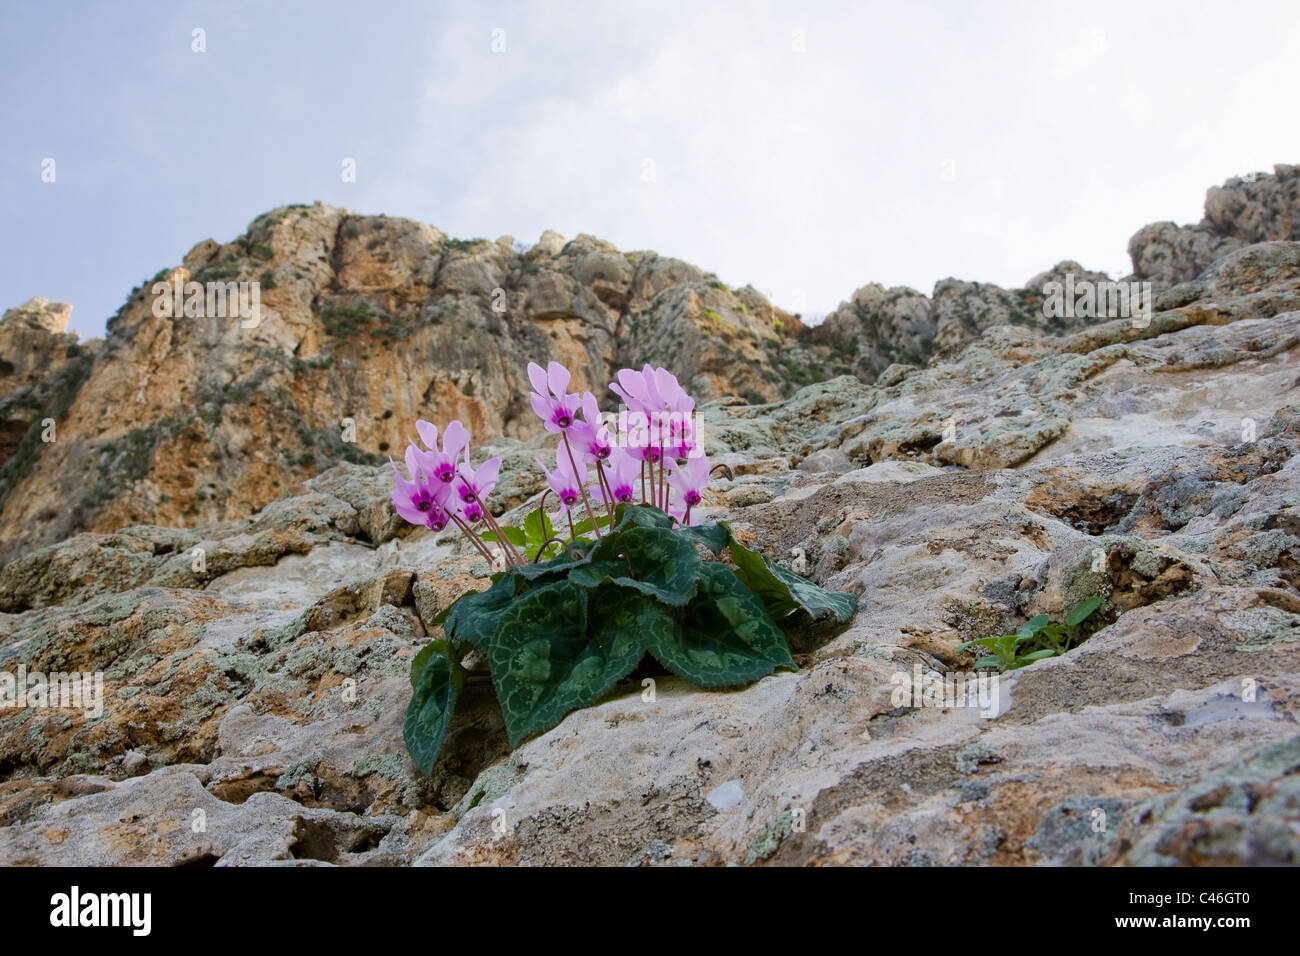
[685,490,701,507]
[417,499,432,512]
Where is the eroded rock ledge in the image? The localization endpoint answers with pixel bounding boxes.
[3,234,1298,863]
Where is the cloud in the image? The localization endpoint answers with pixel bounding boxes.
[366,0,1300,319]
[3,0,1299,334]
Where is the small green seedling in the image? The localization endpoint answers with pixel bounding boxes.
[957,596,1106,671]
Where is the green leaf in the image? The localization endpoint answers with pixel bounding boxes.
[487,581,646,747]
[967,634,1021,666]
[442,573,519,649]
[481,525,526,548]
[427,597,461,628]
[1017,614,1051,640]
[1019,648,1057,663]
[674,520,732,554]
[523,506,553,543]
[522,506,561,560]
[565,560,636,589]
[404,641,465,774]
[591,525,702,606]
[646,563,796,688]
[973,655,1003,670]
[1065,596,1105,627]
[612,503,675,531]
[956,636,1002,651]
[570,512,614,540]
[511,546,595,582]
[727,539,856,624]
[409,640,442,687]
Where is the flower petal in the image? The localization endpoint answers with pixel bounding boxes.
[442,420,470,457]
[405,443,425,481]
[415,419,439,451]
[392,496,428,525]
[527,361,548,396]
[477,456,502,488]
[608,382,640,413]
[530,391,559,431]
[616,367,644,396]
[546,361,571,398]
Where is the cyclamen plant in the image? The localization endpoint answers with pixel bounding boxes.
[392,361,857,774]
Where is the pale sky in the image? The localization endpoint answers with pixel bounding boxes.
[3,0,1299,339]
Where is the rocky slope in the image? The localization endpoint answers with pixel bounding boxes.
[1129,163,1300,291]
[4,167,1296,567]
[809,164,1300,382]
[0,210,812,566]
[1,167,1299,866]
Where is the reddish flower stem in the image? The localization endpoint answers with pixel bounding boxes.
[658,443,666,512]
[466,486,523,565]
[561,431,602,538]
[595,461,617,523]
[450,513,499,567]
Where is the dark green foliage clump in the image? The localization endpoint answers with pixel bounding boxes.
[319,302,415,341]
[405,504,857,772]
[193,259,241,283]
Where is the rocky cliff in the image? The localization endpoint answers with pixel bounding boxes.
[2,167,1299,866]
[5,168,1297,567]
[1128,163,1300,290]
[0,208,813,566]
[807,164,1300,382]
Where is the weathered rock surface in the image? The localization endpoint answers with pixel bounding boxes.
[805,166,1300,387]
[1129,164,1300,291]
[0,209,806,567]
[0,299,98,515]
[3,168,1300,866]
[7,167,1297,566]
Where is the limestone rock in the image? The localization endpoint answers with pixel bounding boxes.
[2,297,72,335]
[1129,164,1300,290]
[5,166,1300,867]
[0,208,802,566]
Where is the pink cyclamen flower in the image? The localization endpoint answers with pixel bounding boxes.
[528,361,582,433]
[454,451,502,506]
[663,410,701,460]
[609,365,695,416]
[620,408,662,464]
[412,419,470,484]
[568,391,613,464]
[390,446,457,531]
[666,453,710,511]
[600,447,642,505]
[535,444,589,512]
